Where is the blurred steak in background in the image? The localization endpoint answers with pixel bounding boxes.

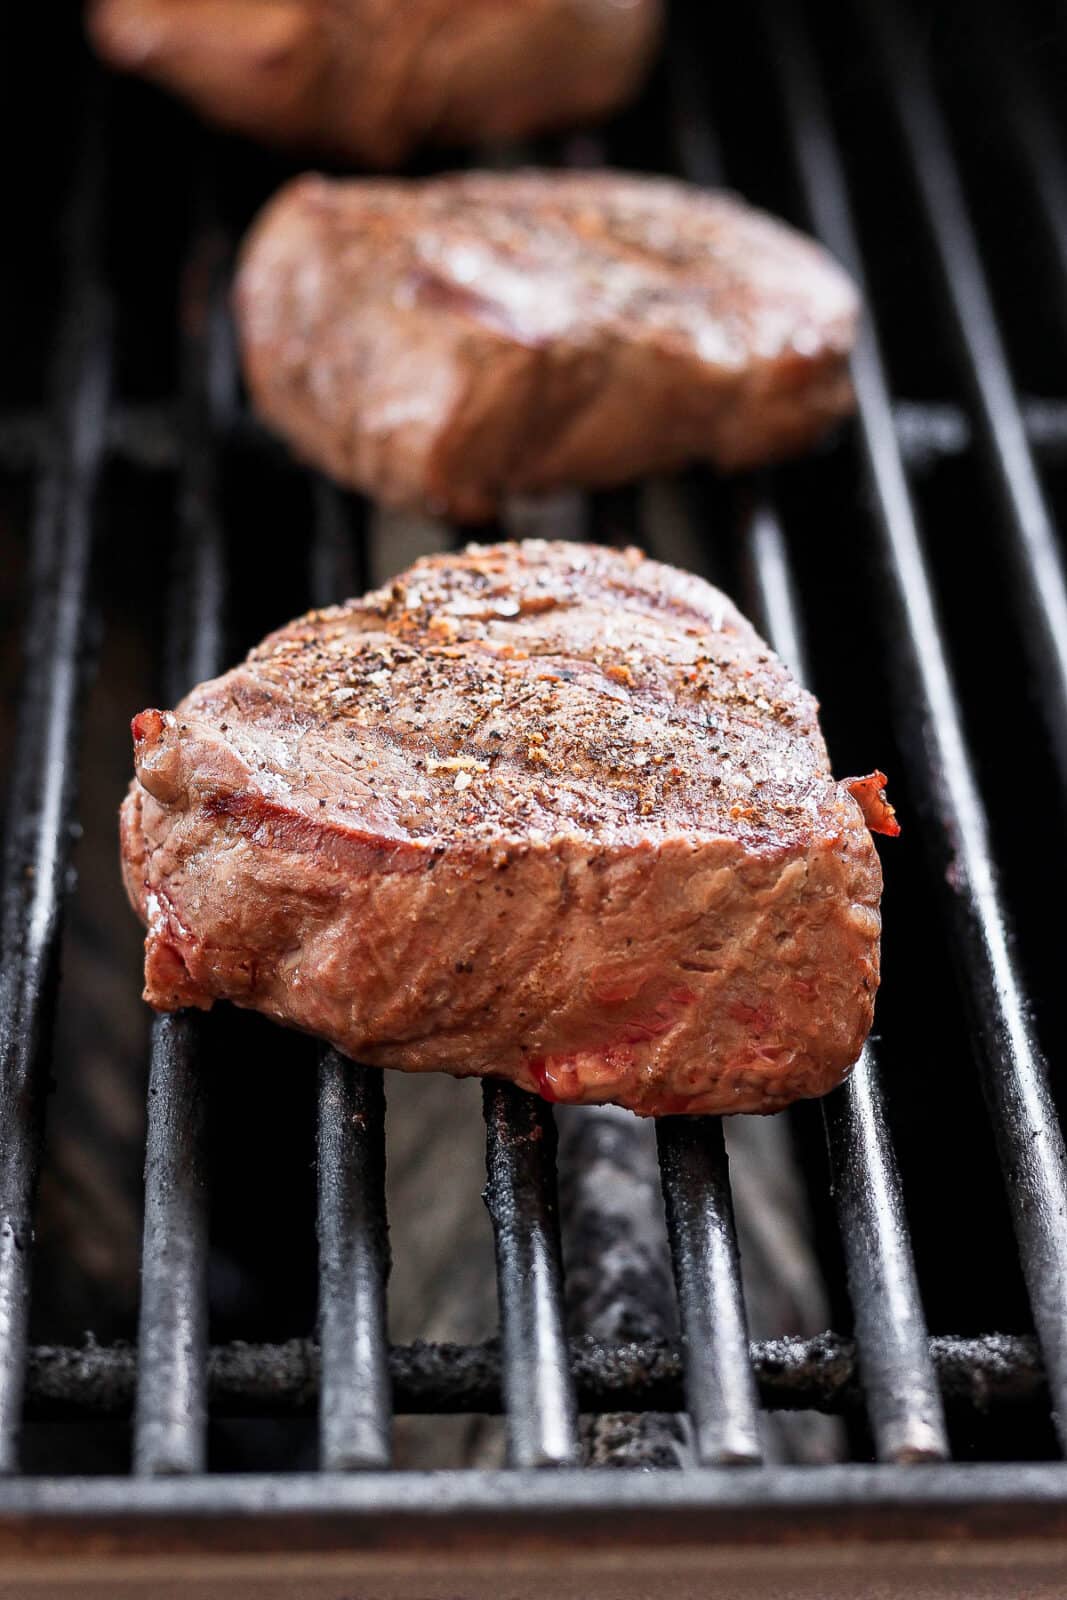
[236,171,857,518]
[87,0,662,164]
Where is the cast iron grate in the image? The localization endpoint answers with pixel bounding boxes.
[2,0,1067,1564]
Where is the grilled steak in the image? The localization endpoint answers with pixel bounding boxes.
[87,0,660,166]
[236,171,859,522]
[121,541,886,1117]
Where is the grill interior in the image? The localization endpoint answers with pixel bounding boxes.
[4,0,1067,1577]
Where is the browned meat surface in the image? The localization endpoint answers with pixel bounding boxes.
[236,171,859,522]
[120,541,885,1117]
[87,0,660,166]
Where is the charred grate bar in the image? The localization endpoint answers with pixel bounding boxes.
[484,1081,580,1467]
[315,1056,391,1471]
[135,1014,209,1475]
[132,218,229,1478]
[310,482,392,1475]
[15,1331,1052,1422]
[656,1118,761,1465]
[743,501,947,1466]
[1,0,1067,1564]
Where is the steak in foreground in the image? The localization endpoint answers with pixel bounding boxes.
[120,542,888,1117]
[236,171,860,522]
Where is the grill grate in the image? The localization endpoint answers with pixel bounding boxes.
[668,25,947,1468]
[0,121,113,1476]
[3,0,1067,1578]
[132,223,229,1480]
[744,501,947,1465]
[656,1116,761,1464]
[760,0,1067,1456]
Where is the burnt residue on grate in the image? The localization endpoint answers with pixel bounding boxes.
[558,1106,688,1467]
[19,1331,1049,1422]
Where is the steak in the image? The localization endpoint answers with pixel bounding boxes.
[87,0,660,166]
[120,541,886,1118]
[120,537,889,1113]
[235,171,859,522]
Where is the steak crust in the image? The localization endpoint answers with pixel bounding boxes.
[120,541,884,1117]
[236,171,860,522]
[88,0,661,166]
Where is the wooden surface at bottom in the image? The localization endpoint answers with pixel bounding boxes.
[2,1539,1066,1600]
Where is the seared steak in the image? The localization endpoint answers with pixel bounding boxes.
[120,541,886,1117]
[87,0,660,166]
[236,171,859,522]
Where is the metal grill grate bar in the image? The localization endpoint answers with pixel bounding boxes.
[308,486,392,1472]
[742,500,948,1464]
[762,0,1067,1452]
[820,1049,947,1462]
[483,1081,579,1467]
[17,1330,1049,1421]
[132,226,230,1476]
[594,95,762,1474]
[862,1,1067,796]
[135,1015,209,1475]
[0,143,110,1474]
[316,1056,391,1470]
[656,1119,762,1465]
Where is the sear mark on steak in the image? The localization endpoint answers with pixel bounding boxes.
[120,541,888,1118]
[235,170,860,523]
[87,0,661,167]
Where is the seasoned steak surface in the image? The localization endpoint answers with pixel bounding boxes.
[88,0,660,165]
[236,171,860,521]
[121,542,883,1116]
